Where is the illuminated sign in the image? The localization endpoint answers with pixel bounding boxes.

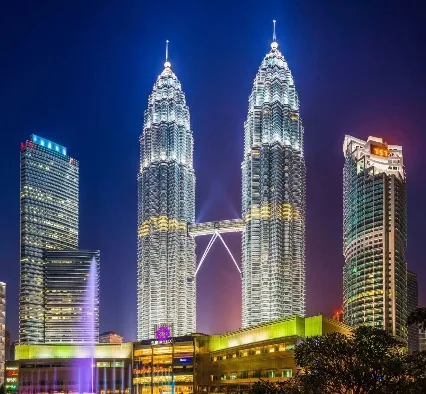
[177,357,193,364]
[155,325,171,340]
[370,144,388,157]
[150,339,173,345]
[7,371,18,377]
[5,365,19,392]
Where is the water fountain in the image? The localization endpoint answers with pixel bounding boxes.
[82,256,98,394]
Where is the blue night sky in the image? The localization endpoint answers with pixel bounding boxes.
[1,0,425,342]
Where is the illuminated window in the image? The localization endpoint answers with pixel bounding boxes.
[282,369,292,378]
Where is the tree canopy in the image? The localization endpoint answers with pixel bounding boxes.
[407,307,426,331]
[249,326,426,394]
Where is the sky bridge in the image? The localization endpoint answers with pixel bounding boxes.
[188,219,244,278]
[188,219,244,237]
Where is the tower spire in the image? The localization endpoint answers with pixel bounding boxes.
[271,20,278,50]
[273,19,276,41]
[164,40,171,68]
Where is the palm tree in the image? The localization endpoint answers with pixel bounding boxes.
[407,307,426,331]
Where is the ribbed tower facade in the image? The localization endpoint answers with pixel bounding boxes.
[242,36,306,327]
[20,135,79,343]
[343,136,407,343]
[137,56,196,340]
[44,250,100,344]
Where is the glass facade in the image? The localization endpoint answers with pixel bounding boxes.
[343,136,407,343]
[241,38,306,327]
[137,58,196,339]
[44,250,100,344]
[133,337,196,394]
[407,270,419,353]
[20,135,79,343]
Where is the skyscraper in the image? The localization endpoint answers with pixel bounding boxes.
[407,270,419,353]
[241,24,306,327]
[44,250,100,343]
[20,135,79,343]
[343,136,407,342]
[0,282,5,385]
[420,329,426,352]
[137,45,196,340]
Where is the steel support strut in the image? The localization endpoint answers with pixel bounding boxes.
[195,233,217,276]
[194,230,241,277]
[216,231,242,275]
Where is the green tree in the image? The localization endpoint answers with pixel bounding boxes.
[407,307,426,331]
[403,350,426,393]
[294,326,407,394]
[248,326,426,394]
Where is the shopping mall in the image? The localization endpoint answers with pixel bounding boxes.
[5,315,350,394]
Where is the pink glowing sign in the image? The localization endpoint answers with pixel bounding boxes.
[155,326,171,340]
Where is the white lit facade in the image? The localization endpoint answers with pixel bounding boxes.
[343,135,407,342]
[20,135,79,343]
[137,57,196,339]
[44,250,100,344]
[241,38,306,327]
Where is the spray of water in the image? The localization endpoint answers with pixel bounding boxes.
[83,256,98,394]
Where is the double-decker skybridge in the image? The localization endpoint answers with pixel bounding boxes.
[188,219,244,277]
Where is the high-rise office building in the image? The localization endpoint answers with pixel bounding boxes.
[5,330,10,362]
[44,250,100,343]
[137,47,196,339]
[343,136,407,342]
[407,270,419,353]
[420,329,426,351]
[20,135,79,343]
[241,26,306,327]
[0,282,5,385]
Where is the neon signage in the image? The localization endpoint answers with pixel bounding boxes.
[150,339,173,345]
[156,325,171,340]
[370,144,388,157]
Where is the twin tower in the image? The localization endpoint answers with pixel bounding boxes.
[137,29,306,340]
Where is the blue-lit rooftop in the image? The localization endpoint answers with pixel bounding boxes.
[31,134,67,156]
